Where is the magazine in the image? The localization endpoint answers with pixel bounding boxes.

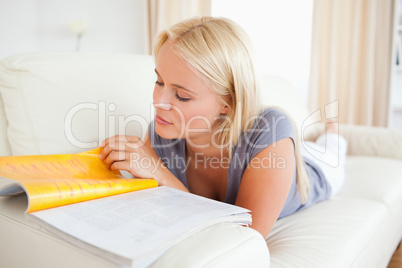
[0,149,251,267]
[0,148,158,212]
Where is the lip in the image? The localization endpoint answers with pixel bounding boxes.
[155,114,172,125]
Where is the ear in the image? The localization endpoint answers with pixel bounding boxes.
[220,105,229,115]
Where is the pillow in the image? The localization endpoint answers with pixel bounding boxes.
[0,95,11,156]
[0,53,155,155]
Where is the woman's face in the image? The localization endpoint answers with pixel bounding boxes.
[153,41,228,146]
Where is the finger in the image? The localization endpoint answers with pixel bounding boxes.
[99,136,115,150]
[125,138,144,149]
[110,161,139,177]
[100,135,119,148]
[101,135,126,149]
[121,136,143,149]
[104,150,127,169]
[100,136,144,160]
[99,136,128,160]
[107,136,142,150]
[99,144,114,160]
[100,145,122,161]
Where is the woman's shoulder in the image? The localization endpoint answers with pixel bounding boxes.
[251,107,295,133]
[258,107,291,119]
[237,107,296,150]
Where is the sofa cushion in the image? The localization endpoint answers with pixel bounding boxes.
[266,197,388,267]
[0,53,156,155]
[337,156,402,208]
[266,155,402,267]
[350,195,402,267]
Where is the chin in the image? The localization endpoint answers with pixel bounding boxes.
[155,124,182,140]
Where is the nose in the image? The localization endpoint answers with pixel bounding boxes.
[153,87,173,111]
[153,102,172,110]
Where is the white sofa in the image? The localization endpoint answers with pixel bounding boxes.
[0,53,401,268]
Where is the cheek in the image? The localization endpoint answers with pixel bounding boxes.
[182,105,215,128]
[177,107,193,125]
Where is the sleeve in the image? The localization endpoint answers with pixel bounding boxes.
[245,108,296,160]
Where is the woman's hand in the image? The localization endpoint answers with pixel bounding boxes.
[99,135,164,180]
[99,134,189,192]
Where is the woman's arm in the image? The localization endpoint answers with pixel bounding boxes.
[235,138,295,238]
[99,130,189,192]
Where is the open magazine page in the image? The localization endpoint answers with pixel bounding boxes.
[29,186,252,268]
[0,148,157,212]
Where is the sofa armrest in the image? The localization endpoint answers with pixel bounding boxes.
[150,223,270,268]
[339,124,402,160]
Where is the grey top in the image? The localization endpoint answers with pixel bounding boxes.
[149,108,331,218]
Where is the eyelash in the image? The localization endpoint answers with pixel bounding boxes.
[155,81,191,102]
[175,93,191,102]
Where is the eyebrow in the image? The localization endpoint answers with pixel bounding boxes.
[154,69,198,95]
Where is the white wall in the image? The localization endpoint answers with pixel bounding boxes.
[212,0,313,104]
[0,0,147,59]
[0,0,39,58]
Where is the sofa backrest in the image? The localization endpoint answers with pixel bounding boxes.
[0,53,310,156]
[0,53,156,156]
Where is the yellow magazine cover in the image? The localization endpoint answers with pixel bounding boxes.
[0,148,158,212]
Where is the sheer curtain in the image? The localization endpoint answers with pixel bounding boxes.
[309,0,396,127]
[145,0,211,54]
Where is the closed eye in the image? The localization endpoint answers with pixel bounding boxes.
[175,93,191,102]
[156,80,190,102]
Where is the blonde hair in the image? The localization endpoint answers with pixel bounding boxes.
[153,16,310,204]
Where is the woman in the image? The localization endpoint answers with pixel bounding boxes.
[99,17,347,238]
